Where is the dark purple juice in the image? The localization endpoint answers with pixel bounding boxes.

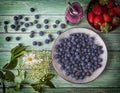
[65,2,83,24]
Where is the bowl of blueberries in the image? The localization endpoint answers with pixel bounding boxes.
[52,28,108,83]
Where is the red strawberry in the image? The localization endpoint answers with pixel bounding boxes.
[94,23,100,30]
[92,4,102,15]
[112,16,120,26]
[94,15,104,25]
[87,12,95,23]
[103,13,112,22]
[114,6,120,16]
[107,0,113,9]
[109,8,116,17]
[101,6,108,13]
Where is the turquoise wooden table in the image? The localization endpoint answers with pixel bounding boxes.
[0,0,120,93]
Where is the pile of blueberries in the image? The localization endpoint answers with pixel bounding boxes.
[54,33,104,80]
[4,8,66,46]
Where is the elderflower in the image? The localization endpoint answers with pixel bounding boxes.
[22,52,43,65]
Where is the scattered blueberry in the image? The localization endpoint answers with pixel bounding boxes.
[24,23,29,27]
[37,42,42,46]
[21,28,26,32]
[60,23,66,29]
[15,27,19,31]
[49,37,54,42]
[48,34,52,38]
[36,24,41,29]
[29,34,34,38]
[14,21,19,25]
[44,25,49,29]
[29,22,33,26]
[44,19,49,24]
[18,43,23,47]
[35,15,39,19]
[30,8,35,12]
[33,20,38,24]
[24,17,29,21]
[5,36,11,41]
[11,24,16,29]
[4,21,9,25]
[53,24,57,28]
[32,41,37,45]
[16,36,21,41]
[45,39,50,44]
[18,15,23,19]
[14,16,19,20]
[39,31,44,36]
[30,31,35,34]
[20,22,24,25]
[55,20,60,24]
[57,31,62,35]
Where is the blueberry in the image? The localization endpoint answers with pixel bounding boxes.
[32,41,37,45]
[56,31,62,35]
[60,23,66,29]
[16,36,20,41]
[37,42,42,46]
[29,22,33,26]
[21,28,26,32]
[14,21,19,25]
[11,24,16,29]
[55,20,60,24]
[14,16,19,20]
[36,24,41,29]
[98,58,103,63]
[18,15,23,19]
[53,24,57,28]
[44,25,49,29]
[39,31,44,36]
[5,36,11,41]
[33,20,38,24]
[35,15,39,19]
[18,43,23,47]
[48,34,52,38]
[44,19,49,24]
[29,34,34,38]
[30,31,35,34]
[30,8,35,12]
[24,23,29,27]
[15,27,19,31]
[20,22,24,25]
[24,17,29,21]
[4,21,9,24]
[45,39,50,44]
[49,37,54,42]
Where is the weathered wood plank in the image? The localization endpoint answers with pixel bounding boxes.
[0,87,120,93]
[0,52,120,70]
[0,70,120,87]
[0,0,89,15]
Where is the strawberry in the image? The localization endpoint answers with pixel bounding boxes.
[107,0,113,9]
[87,12,95,23]
[92,4,102,15]
[103,13,112,22]
[101,6,108,13]
[109,8,116,17]
[94,15,104,25]
[94,23,100,30]
[100,22,112,33]
[112,16,120,26]
[114,6,120,16]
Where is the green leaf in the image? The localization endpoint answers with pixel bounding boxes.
[4,25,8,33]
[11,46,28,57]
[45,80,55,88]
[5,70,15,82]
[0,70,5,79]
[3,58,18,70]
[43,74,55,81]
[31,83,43,93]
